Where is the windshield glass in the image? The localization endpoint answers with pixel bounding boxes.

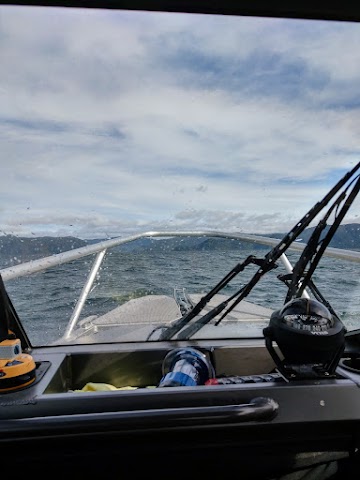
[1,5,360,346]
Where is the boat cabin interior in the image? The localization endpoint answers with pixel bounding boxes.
[2,1,360,479]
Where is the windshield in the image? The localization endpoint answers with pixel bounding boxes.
[1,5,360,346]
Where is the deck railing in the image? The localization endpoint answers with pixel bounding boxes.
[2,230,360,338]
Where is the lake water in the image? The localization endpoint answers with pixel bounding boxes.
[3,248,360,346]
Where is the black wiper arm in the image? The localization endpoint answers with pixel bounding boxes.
[285,173,360,303]
[179,179,360,342]
[158,255,258,340]
[176,300,230,340]
[276,174,360,317]
[158,161,360,341]
[209,166,360,327]
[177,259,278,340]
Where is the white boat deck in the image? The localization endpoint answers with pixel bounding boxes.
[55,293,273,344]
[86,293,272,328]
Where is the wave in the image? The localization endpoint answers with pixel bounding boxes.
[4,248,360,345]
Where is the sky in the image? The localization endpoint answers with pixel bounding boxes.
[1,6,360,239]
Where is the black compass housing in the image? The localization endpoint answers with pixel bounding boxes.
[263,298,346,378]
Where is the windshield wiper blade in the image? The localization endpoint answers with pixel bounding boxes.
[284,173,360,304]
[176,300,230,339]
[158,161,360,341]
[176,258,278,340]
[157,255,260,340]
[212,167,360,324]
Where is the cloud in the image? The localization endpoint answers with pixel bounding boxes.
[1,6,360,239]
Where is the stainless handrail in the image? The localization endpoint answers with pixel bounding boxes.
[2,230,360,282]
[63,249,107,339]
[1,230,359,335]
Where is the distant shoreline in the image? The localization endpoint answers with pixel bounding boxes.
[1,224,360,269]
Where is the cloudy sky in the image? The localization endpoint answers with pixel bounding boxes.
[1,5,360,239]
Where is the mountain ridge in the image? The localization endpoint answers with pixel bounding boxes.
[1,223,360,268]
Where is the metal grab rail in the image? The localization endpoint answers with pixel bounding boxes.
[0,397,279,434]
[1,230,358,336]
[63,249,107,339]
[2,230,360,283]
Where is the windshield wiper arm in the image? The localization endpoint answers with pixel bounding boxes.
[212,172,360,328]
[178,261,277,340]
[157,255,261,340]
[213,167,360,324]
[176,300,230,339]
[176,259,276,340]
[158,161,360,341]
[180,168,360,340]
[284,173,360,304]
